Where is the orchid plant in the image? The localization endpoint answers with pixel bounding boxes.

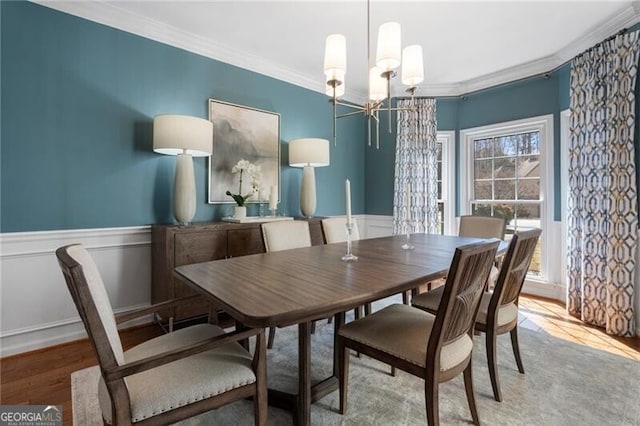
[226,159,261,206]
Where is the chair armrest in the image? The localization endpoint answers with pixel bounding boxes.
[115,295,204,325]
[104,327,263,383]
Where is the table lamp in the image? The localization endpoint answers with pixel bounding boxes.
[153,114,213,225]
[289,138,330,217]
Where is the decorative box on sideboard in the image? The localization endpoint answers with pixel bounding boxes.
[151,219,324,327]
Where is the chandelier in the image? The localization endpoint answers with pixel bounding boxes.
[324,0,424,148]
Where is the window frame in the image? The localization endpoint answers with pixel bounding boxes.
[436,131,456,235]
[459,114,554,282]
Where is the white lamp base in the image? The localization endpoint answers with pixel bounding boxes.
[174,153,196,225]
[300,165,317,217]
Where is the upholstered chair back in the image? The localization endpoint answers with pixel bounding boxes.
[322,217,360,243]
[56,244,125,368]
[261,220,312,252]
[459,215,506,240]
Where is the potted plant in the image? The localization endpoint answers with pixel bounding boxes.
[226,159,261,218]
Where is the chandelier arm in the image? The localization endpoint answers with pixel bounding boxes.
[334,99,367,110]
[337,110,367,119]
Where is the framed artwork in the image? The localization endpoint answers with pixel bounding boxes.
[208,99,280,204]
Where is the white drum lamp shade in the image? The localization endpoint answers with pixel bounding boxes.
[153,114,213,225]
[289,138,330,217]
[376,22,402,72]
[401,45,424,87]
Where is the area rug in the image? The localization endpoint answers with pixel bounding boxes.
[72,299,640,425]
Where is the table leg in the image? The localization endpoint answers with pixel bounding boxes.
[297,321,311,426]
[333,312,345,377]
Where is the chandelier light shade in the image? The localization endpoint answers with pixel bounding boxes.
[324,34,347,83]
[376,22,402,72]
[153,114,213,225]
[323,0,424,148]
[401,45,424,87]
[369,67,387,101]
[289,138,330,217]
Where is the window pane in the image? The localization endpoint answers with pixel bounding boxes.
[474,159,493,179]
[515,204,541,225]
[518,132,540,156]
[474,180,492,199]
[518,178,540,200]
[495,135,517,157]
[473,138,493,159]
[437,181,442,199]
[494,179,516,200]
[518,155,540,178]
[493,203,515,227]
[494,157,515,178]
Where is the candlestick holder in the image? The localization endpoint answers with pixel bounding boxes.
[269,207,277,217]
[402,219,414,250]
[342,222,358,262]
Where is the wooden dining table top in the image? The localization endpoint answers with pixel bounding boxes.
[175,233,505,329]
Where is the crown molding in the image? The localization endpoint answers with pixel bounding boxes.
[555,3,640,63]
[32,0,325,95]
[31,0,640,100]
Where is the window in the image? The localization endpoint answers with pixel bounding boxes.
[436,131,455,235]
[460,116,553,280]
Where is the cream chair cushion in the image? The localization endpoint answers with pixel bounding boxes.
[413,287,518,327]
[67,245,125,364]
[476,292,519,326]
[98,324,255,424]
[322,217,360,243]
[458,215,506,240]
[261,221,311,252]
[338,304,473,371]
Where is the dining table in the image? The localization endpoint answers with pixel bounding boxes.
[175,233,506,426]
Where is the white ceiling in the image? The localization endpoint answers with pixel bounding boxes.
[37,1,640,100]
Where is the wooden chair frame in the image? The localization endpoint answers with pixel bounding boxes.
[413,229,542,402]
[57,244,267,426]
[475,228,542,401]
[338,240,499,426]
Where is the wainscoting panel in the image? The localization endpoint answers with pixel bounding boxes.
[2,218,634,356]
[0,227,152,356]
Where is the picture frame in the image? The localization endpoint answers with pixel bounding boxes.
[207,99,281,204]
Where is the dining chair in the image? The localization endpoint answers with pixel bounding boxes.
[261,220,312,348]
[56,244,267,426]
[337,240,500,426]
[412,228,542,402]
[459,214,506,289]
[321,216,360,243]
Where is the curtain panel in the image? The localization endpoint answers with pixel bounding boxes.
[567,30,640,337]
[392,98,438,235]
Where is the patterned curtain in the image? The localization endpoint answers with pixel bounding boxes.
[567,31,640,337]
[392,98,438,235]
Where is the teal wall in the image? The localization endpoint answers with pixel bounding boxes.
[1,1,365,232]
[3,2,635,232]
[365,71,569,221]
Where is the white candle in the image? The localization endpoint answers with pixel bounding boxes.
[269,185,278,210]
[345,179,352,224]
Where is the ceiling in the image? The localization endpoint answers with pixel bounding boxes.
[37,1,640,100]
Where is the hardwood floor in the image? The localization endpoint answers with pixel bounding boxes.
[1,295,638,426]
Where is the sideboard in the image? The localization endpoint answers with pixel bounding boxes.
[151,219,325,326]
